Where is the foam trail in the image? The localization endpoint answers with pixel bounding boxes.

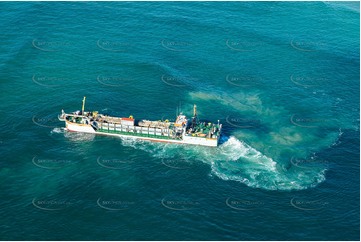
[51,127,65,134]
[119,136,327,191]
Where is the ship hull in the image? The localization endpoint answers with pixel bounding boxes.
[60,105,222,147]
[66,121,96,133]
[65,121,219,147]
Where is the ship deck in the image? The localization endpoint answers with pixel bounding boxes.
[97,128,179,140]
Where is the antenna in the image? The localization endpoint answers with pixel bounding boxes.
[191,104,197,129]
[193,104,197,117]
[81,96,86,115]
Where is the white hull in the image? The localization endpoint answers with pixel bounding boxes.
[182,135,218,147]
[65,121,218,147]
[66,121,96,133]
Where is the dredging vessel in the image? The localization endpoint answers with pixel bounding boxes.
[58,97,222,147]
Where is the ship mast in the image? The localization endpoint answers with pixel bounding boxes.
[191,104,197,129]
[82,96,86,115]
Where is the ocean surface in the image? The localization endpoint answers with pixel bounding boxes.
[0,1,359,241]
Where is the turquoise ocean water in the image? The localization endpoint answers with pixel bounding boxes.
[0,1,359,240]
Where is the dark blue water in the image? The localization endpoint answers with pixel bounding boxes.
[0,1,359,240]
